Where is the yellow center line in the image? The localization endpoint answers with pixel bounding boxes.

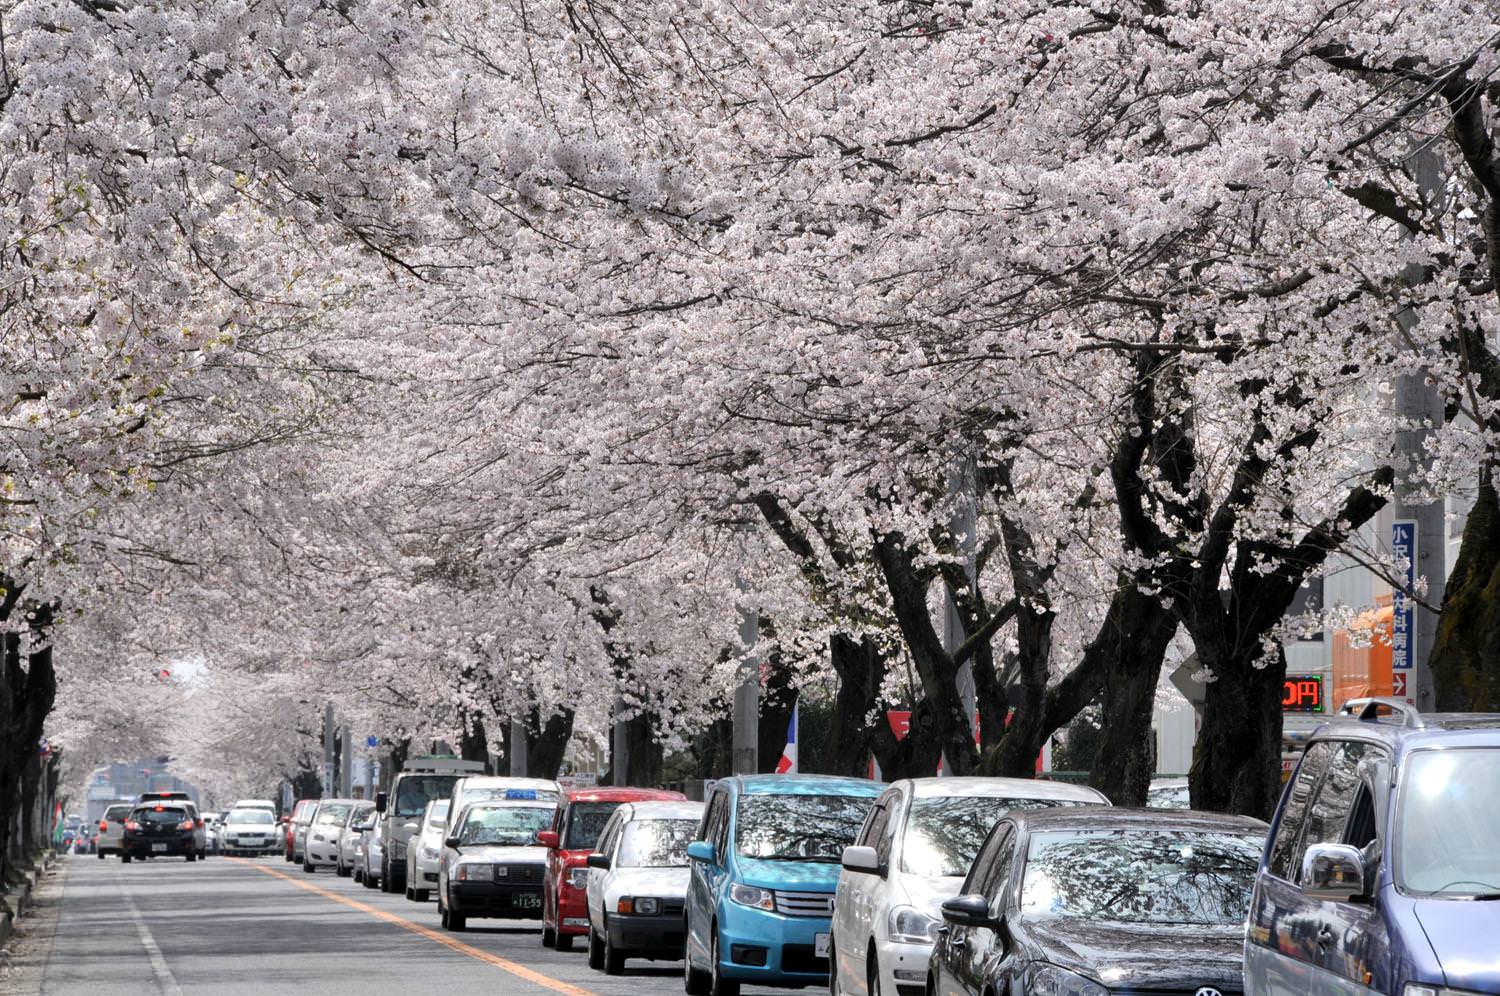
[227,857,598,996]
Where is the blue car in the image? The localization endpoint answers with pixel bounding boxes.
[1247,697,1500,996]
[684,774,883,995]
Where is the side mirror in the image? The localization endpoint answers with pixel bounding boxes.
[1302,843,1368,903]
[686,840,717,865]
[841,845,885,877]
[374,792,388,814]
[941,894,1000,930]
[536,830,560,849]
[444,836,461,850]
[587,853,610,870]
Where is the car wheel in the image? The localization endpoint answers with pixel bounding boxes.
[709,928,739,996]
[603,922,626,976]
[381,857,394,892]
[683,924,711,995]
[338,863,352,878]
[588,929,605,971]
[303,857,316,873]
[97,850,105,861]
[542,924,557,947]
[867,948,882,996]
[121,853,132,864]
[186,852,196,863]
[442,901,466,932]
[416,888,432,902]
[554,932,573,952]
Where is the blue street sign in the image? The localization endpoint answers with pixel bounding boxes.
[1391,520,1416,674]
[366,735,379,748]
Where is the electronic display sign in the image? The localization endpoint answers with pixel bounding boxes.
[1282,674,1324,713]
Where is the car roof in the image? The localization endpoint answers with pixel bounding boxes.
[564,787,687,804]
[725,774,884,797]
[1009,806,1268,835]
[1309,706,1500,759]
[902,776,1111,804]
[619,800,704,821]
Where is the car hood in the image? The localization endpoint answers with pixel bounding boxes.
[892,873,966,914]
[1412,899,1500,991]
[609,867,691,898]
[735,857,841,891]
[453,844,547,863]
[224,823,276,833]
[1024,918,1244,990]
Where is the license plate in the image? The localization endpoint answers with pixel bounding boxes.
[511,892,542,909]
[815,933,830,958]
[151,844,167,853]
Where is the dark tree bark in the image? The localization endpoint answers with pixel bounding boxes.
[525,706,574,780]
[1191,643,1288,818]
[457,710,490,771]
[822,634,890,777]
[0,596,57,887]
[756,639,799,774]
[1430,474,1500,710]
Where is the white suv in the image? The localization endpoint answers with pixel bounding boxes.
[831,777,1110,996]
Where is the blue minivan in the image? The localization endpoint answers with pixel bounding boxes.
[684,774,883,995]
[1246,698,1500,996]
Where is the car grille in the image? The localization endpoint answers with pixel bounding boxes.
[773,890,833,918]
[781,943,828,975]
[494,864,544,884]
[660,898,685,916]
[1116,989,1243,996]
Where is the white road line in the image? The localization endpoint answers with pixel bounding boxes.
[117,872,184,996]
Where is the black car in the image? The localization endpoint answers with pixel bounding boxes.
[122,803,201,863]
[929,808,1267,996]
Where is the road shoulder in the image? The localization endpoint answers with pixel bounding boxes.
[0,859,67,996]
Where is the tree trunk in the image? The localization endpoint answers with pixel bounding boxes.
[0,604,57,887]
[821,635,886,777]
[1430,475,1500,710]
[1088,585,1179,805]
[526,706,574,780]
[1190,644,1285,819]
[756,644,799,774]
[622,710,664,786]
[458,711,490,771]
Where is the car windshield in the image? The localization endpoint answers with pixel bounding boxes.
[736,793,876,861]
[227,809,275,825]
[1147,785,1191,809]
[564,802,623,850]
[457,805,554,846]
[394,775,461,817]
[902,796,1089,878]
[105,806,132,820]
[314,804,353,826]
[1396,748,1500,896]
[618,818,698,868]
[350,808,376,830]
[426,801,450,829]
[134,808,188,826]
[1020,829,1262,926]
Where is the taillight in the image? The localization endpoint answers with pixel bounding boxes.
[124,821,139,831]
[99,821,108,832]
[179,819,195,831]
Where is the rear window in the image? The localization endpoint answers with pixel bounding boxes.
[105,805,133,820]
[134,808,189,825]
[564,802,624,850]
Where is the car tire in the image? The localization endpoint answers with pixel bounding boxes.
[303,857,316,873]
[414,888,430,902]
[121,853,132,864]
[97,850,105,860]
[542,924,556,947]
[603,922,626,976]
[338,863,352,878]
[588,929,605,971]
[186,852,196,863]
[683,929,711,995]
[555,932,573,952]
[441,902,466,932]
[867,948,882,996]
[709,928,739,996]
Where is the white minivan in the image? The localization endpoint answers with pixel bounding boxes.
[831,777,1110,996]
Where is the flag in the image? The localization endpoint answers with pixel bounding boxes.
[776,704,799,774]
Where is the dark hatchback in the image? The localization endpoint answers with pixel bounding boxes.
[929,808,1268,996]
[123,804,200,862]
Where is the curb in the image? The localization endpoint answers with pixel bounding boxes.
[0,852,56,946]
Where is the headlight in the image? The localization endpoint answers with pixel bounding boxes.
[1026,964,1109,996]
[420,846,439,861]
[1405,987,1489,996]
[635,897,660,915]
[566,867,590,890]
[888,906,940,944]
[455,863,492,882]
[729,884,775,911]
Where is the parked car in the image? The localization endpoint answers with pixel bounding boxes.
[437,796,559,931]
[220,807,281,856]
[684,774,883,994]
[1146,777,1191,809]
[1246,698,1500,996]
[339,802,377,878]
[139,791,192,804]
[403,799,450,900]
[358,813,385,889]
[539,786,687,950]
[832,776,1111,996]
[231,798,278,814]
[96,803,133,859]
[929,807,1267,996]
[121,802,204,863]
[584,799,704,975]
[200,812,223,853]
[286,798,316,862]
[303,799,360,872]
[374,757,485,895]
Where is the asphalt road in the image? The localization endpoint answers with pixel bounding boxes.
[34,852,801,996]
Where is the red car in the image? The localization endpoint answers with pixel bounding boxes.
[538,787,686,950]
[284,799,316,861]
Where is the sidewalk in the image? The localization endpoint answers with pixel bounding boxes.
[0,857,65,996]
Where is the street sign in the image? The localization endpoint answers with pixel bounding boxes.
[366,735,378,748]
[1282,674,1324,713]
[1391,521,1416,705]
[1392,672,1408,698]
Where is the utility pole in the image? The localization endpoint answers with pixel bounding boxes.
[1394,145,1447,712]
[611,697,630,786]
[322,703,336,796]
[339,726,352,797]
[732,597,760,776]
[509,720,529,777]
[942,458,980,774]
